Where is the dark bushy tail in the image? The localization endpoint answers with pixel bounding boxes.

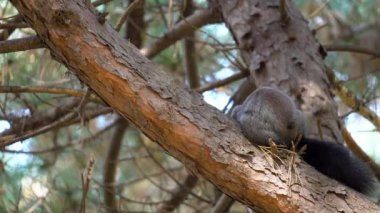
[299,138,376,194]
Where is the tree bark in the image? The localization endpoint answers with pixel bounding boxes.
[9,0,379,212]
[211,0,342,142]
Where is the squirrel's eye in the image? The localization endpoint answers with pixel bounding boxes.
[287,122,295,130]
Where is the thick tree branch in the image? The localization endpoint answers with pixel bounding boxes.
[125,0,145,49]
[0,15,23,41]
[10,0,378,212]
[0,36,44,53]
[104,119,128,211]
[183,0,200,89]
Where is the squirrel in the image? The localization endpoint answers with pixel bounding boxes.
[231,87,377,195]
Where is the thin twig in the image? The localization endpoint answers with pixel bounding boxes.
[79,156,96,213]
[115,0,144,32]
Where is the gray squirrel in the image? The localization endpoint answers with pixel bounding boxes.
[232,87,376,195]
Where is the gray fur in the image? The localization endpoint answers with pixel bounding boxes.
[231,87,306,146]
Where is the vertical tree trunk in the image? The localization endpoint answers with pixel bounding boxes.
[211,0,342,142]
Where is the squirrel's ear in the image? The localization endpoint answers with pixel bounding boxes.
[231,105,242,121]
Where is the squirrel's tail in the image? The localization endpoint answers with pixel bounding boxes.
[299,138,376,194]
